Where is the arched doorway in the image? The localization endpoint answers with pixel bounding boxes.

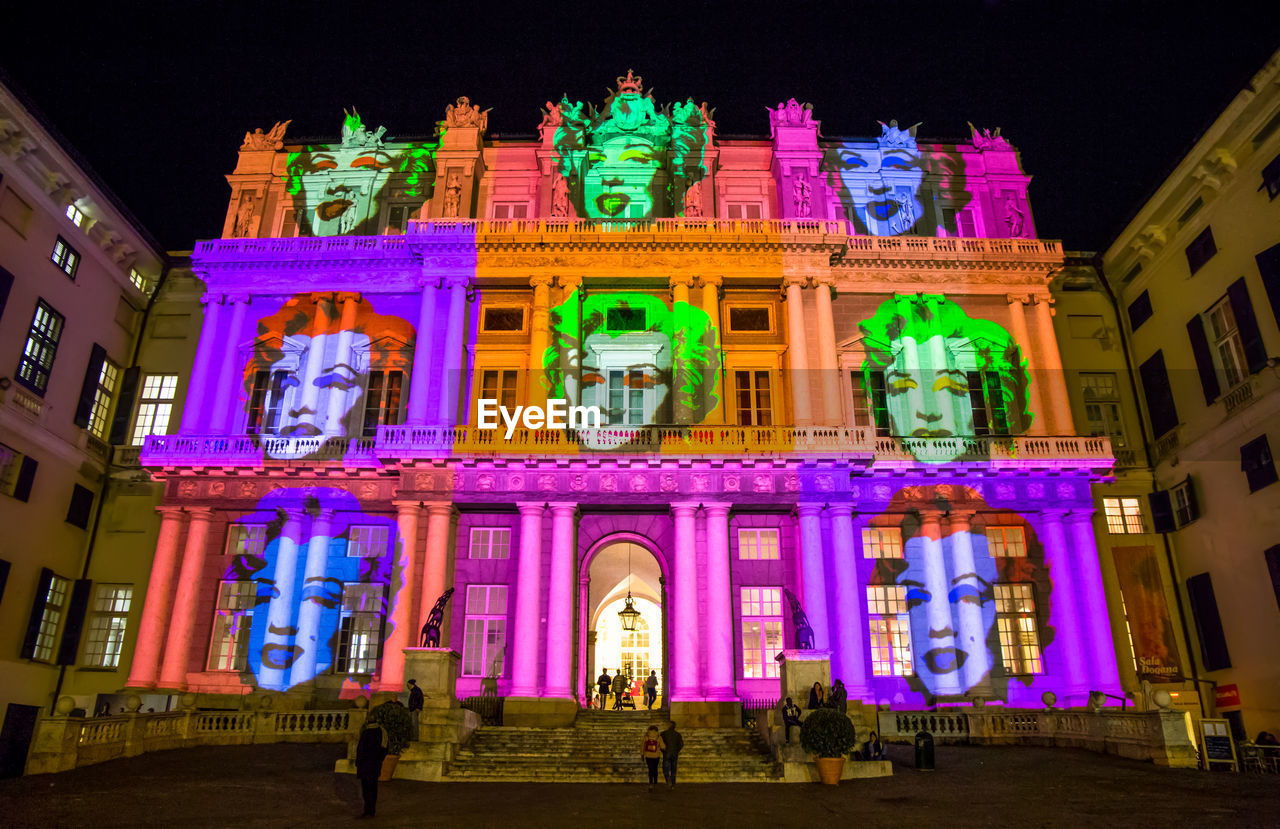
[584,540,666,709]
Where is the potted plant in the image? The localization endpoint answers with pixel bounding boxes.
[799,707,857,785]
[365,699,413,781]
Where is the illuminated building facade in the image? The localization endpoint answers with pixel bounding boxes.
[118,73,1123,726]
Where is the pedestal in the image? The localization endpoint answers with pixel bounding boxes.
[777,648,831,705]
[402,648,461,709]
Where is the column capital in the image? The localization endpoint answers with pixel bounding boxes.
[812,273,836,288]
[199,293,225,308]
[424,501,457,518]
[530,273,554,290]
[797,502,825,517]
[826,503,855,519]
[442,273,471,290]
[417,274,442,290]
[334,291,362,305]
[696,274,723,289]
[783,274,810,290]
[393,499,423,514]
[556,274,582,292]
[224,292,252,305]
[669,274,696,290]
[1040,508,1069,523]
[1005,292,1030,306]
[155,505,188,519]
[947,509,975,530]
[703,501,732,516]
[517,501,547,516]
[669,501,700,516]
[312,507,336,521]
[185,506,216,522]
[547,501,579,516]
[1065,508,1096,524]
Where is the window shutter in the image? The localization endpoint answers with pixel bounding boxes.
[0,558,10,606]
[1185,314,1220,404]
[57,579,92,665]
[14,455,37,502]
[1265,544,1280,612]
[109,366,141,445]
[1148,490,1174,533]
[1185,572,1231,671]
[1226,277,1268,373]
[1255,243,1280,331]
[1138,350,1179,438]
[73,344,108,429]
[0,264,14,324]
[1182,476,1200,522]
[20,568,53,659]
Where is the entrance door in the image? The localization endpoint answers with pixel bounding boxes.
[0,703,40,778]
[584,541,666,708]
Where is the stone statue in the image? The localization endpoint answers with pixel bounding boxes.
[1005,195,1026,237]
[767,98,815,135]
[551,174,569,217]
[784,589,815,650]
[233,192,257,237]
[340,107,386,149]
[442,96,491,131]
[968,121,1013,152]
[419,587,456,648]
[792,176,812,218]
[541,100,562,127]
[682,181,703,217]
[893,193,915,235]
[240,120,291,151]
[443,171,462,218]
[877,119,921,149]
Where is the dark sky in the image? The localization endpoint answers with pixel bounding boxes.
[3,1,1276,254]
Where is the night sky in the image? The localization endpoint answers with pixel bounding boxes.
[2,2,1276,255]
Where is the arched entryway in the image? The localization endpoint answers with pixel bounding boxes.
[581,539,666,709]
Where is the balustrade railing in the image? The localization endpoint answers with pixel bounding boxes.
[1222,377,1255,417]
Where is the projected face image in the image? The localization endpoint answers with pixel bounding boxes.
[827,145,925,235]
[219,487,400,692]
[884,335,974,438]
[263,331,372,444]
[583,137,663,218]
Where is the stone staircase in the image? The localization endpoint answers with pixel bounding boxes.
[444,708,782,782]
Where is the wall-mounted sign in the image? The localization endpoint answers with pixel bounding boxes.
[1215,684,1241,708]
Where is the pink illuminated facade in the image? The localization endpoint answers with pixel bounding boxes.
[121,76,1124,725]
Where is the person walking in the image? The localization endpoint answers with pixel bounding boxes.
[644,670,658,710]
[659,720,683,788]
[641,725,663,791]
[407,678,424,742]
[781,697,802,743]
[597,669,612,711]
[612,671,629,711]
[354,720,388,818]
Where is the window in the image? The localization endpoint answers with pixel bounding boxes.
[967,371,1010,436]
[606,307,646,331]
[491,203,529,219]
[348,526,390,558]
[1127,291,1153,331]
[1081,372,1126,448]
[469,527,511,560]
[1185,226,1217,275]
[85,356,119,439]
[386,204,417,234]
[1241,435,1278,493]
[336,584,386,674]
[1171,478,1200,528]
[986,526,1027,557]
[994,584,1043,675]
[29,571,71,662]
[727,203,763,220]
[939,206,977,237]
[740,587,783,679]
[727,307,771,332]
[1262,154,1280,200]
[65,203,86,227]
[360,370,404,438]
[866,585,912,676]
[1207,297,1248,390]
[66,484,94,529]
[1138,351,1179,438]
[1185,572,1231,671]
[606,369,646,425]
[225,524,267,557]
[129,268,149,293]
[620,617,650,687]
[862,526,903,559]
[51,236,80,278]
[207,581,254,671]
[481,307,525,332]
[82,584,132,668]
[479,369,518,410]
[851,370,890,435]
[132,374,177,445]
[16,300,65,395]
[462,585,508,677]
[0,442,38,502]
[737,528,780,560]
[1176,197,1203,227]
[1122,262,1143,284]
[280,208,304,237]
[246,369,287,435]
[1104,497,1145,534]
[734,370,772,426]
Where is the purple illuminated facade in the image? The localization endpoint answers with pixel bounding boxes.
[125,76,1121,722]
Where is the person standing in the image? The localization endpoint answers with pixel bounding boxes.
[354,721,388,818]
[407,679,424,742]
[830,678,847,713]
[612,671,629,711]
[641,725,663,791]
[659,720,683,788]
[644,670,658,710]
[781,697,802,743]
[597,669,612,711]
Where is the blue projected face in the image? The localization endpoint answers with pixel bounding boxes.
[827,145,925,235]
[899,529,998,697]
[221,487,399,692]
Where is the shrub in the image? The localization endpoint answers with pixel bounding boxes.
[799,708,857,758]
[366,701,413,755]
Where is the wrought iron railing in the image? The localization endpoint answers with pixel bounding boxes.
[459,696,504,726]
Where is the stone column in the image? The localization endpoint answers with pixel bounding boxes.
[527,275,554,408]
[670,502,701,699]
[670,275,696,424]
[1006,294,1047,436]
[1032,295,1072,434]
[510,502,546,697]
[418,502,454,638]
[827,504,868,697]
[323,294,361,432]
[254,508,305,691]
[784,276,813,425]
[555,276,583,407]
[158,507,215,689]
[698,276,726,424]
[703,502,735,699]
[206,295,248,434]
[1038,510,1089,698]
[180,294,223,433]
[290,508,335,688]
[544,503,578,698]
[946,511,992,693]
[380,501,422,692]
[916,510,962,697]
[797,503,830,650]
[1066,510,1123,694]
[437,276,470,426]
[813,275,843,426]
[406,278,441,425]
[125,507,187,688]
[293,293,334,436]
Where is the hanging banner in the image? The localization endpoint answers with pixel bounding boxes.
[1112,545,1184,682]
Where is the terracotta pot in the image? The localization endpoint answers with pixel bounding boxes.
[815,756,844,785]
[378,753,400,782]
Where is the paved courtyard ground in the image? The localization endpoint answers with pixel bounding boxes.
[3,741,1278,828]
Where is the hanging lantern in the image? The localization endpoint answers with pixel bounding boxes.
[618,592,642,632]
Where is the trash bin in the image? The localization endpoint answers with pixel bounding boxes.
[914,730,935,771]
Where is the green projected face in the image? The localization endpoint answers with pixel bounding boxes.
[859,295,1032,460]
[543,290,720,428]
[583,136,662,218]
